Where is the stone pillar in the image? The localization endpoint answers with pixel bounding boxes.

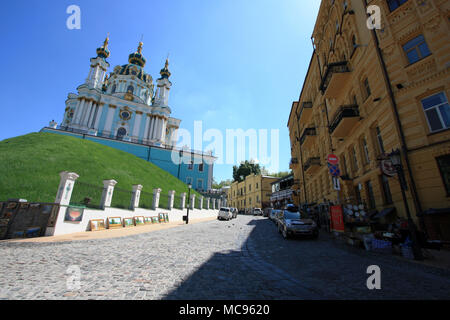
[189,194,196,210]
[180,192,186,210]
[130,184,143,210]
[100,180,118,209]
[152,188,161,210]
[55,171,79,206]
[212,198,216,210]
[199,196,204,210]
[217,199,222,209]
[168,190,175,210]
[206,197,210,210]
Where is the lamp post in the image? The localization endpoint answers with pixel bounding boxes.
[185,184,192,224]
[389,149,423,260]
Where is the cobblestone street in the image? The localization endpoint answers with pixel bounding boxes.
[0,215,449,300]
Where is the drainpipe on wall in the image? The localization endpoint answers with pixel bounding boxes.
[362,0,423,220]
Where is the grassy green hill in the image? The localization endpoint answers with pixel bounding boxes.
[0,132,199,209]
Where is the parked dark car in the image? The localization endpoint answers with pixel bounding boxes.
[277,205,319,240]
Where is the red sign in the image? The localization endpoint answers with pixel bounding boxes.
[327,154,339,165]
[330,205,345,233]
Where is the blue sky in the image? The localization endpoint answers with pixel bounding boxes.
[0,0,320,183]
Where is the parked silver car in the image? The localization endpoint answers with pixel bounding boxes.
[218,207,233,221]
[277,205,319,240]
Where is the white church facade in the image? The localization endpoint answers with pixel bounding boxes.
[60,37,180,146]
[42,37,215,191]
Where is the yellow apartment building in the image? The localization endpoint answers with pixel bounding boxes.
[288,0,449,240]
[228,174,278,211]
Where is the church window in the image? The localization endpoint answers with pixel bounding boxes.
[127,85,134,94]
[120,110,131,120]
[111,84,116,94]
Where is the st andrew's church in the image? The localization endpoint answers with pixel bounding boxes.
[42,37,215,191]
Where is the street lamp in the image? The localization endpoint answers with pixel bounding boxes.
[389,149,423,260]
[185,184,192,224]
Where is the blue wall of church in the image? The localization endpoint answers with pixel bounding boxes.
[41,128,211,191]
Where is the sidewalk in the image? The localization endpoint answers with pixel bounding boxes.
[322,230,450,271]
[1,217,217,244]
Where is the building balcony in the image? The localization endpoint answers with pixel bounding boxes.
[319,61,352,99]
[329,104,361,138]
[300,127,317,149]
[298,101,313,126]
[303,157,321,174]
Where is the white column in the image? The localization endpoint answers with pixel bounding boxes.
[168,190,175,210]
[148,117,154,140]
[161,119,167,143]
[71,99,82,125]
[132,112,142,138]
[155,118,162,141]
[93,104,104,130]
[130,184,143,210]
[103,106,116,135]
[152,188,162,210]
[180,192,186,210]
[206,198,210,210]
[87,102,97,128]
[143,115,151,143]
[189,194,196,210]
[100,180,118,209]
[81,100,93,127]
[55,171,79,206]
[74,99,86,125]
[150,117,157,140]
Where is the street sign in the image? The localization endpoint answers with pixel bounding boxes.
[332,177,341,191]
[328,163,341,177]
[327,154,339,165]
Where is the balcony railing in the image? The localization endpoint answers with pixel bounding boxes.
[329,104,360,136]
[300,127,317,146]
[320,61,350,92]
[303,157,321,172]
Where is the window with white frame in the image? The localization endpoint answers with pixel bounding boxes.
[421,92,450,133]
[186,177,193,185]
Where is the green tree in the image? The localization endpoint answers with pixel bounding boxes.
[232,160,261,182]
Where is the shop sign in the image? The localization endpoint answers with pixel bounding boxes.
[380,159,397,177]
[330,205,345,232]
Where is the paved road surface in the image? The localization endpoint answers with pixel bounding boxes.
[0,215,449,299]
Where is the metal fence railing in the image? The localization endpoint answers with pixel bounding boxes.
[140,191,154,210]
[110,186,133,210]
[195,197,201,209]
[174,195,184,209]
[159,193,169,209]
[70,181,105,209]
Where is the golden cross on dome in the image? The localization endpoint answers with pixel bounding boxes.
[103,32,110,49]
